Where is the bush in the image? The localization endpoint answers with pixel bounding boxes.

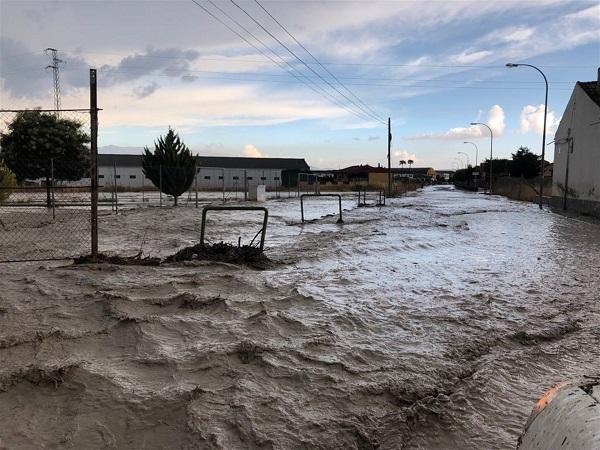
[0,161,17,202]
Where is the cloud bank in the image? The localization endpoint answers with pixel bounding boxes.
[519,104,561,135]
[409,105,505,141]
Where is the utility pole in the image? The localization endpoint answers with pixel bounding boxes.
[45,48,64,114]
[387,117,392,196]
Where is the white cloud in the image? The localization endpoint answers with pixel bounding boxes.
[450,49,493,64]
[487,104,505,136]
[394,150,417,162]
[242,144,263,158]
[519,104,561,135]
[500,27,535,42]
[409,105,505,140]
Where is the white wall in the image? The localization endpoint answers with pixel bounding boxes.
[97,165,285,190]
[553,85,600,204]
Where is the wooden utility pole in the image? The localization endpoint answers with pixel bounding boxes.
[387,117,392,196]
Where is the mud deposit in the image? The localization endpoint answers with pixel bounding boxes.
[1,187,599,449]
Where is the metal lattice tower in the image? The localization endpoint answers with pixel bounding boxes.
[45,48,64,113]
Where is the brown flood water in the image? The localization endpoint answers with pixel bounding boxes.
[1,186,599,449]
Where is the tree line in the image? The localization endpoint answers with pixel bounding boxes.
[454,146,542,183]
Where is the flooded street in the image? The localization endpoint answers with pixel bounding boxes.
[1,186,599,449]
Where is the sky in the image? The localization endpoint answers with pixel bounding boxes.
[1,0,599,170]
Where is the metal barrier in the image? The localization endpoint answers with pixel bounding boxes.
[200,206,269,251]
[300,194,343,223]
[357,189,386,207]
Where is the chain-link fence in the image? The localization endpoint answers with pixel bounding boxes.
[95,165,298,210]
[0,109,95,262]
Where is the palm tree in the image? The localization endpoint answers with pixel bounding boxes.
[407,159,414,171]
[399,160,406,181]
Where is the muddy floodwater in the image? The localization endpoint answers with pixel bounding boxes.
[1,186,599,449]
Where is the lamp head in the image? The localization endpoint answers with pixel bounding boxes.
[506,63,519,68]
[470,122,478,126]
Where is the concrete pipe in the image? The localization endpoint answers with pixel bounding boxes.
[517,376,600,449]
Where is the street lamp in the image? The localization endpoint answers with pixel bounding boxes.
[463,141,478,168]
[470,122,493,193]
[457,151,470,167]
[506,62,548,209]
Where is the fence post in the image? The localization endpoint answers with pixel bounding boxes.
[244,169,247,201]
[89,69,99,259]
[50,158,55,220]
[112,161,119,214]
[195,165,198,208]
[222,168,225,204]
[159,164,163,207]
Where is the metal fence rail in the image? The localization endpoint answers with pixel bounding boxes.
[200,206,269,251]
[300,194,344,223]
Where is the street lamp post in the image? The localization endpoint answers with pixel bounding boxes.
[463,141,479,188]
[470,122,493,193]
[506,63,548,209]
[457,151,470,167]
[463,141,478,169]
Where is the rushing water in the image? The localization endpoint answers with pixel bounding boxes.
[1,186,599,449]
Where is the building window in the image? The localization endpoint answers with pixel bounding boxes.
[274,177,280,181]
[204,176,211,180]
[233,176,239,180]
[98,175,105,179]
[196,168,201,173]
[260,177,267,180]
[218,176,223,180]
[115,175,120,179]
[247,176,253,180]
[130,175,136,179]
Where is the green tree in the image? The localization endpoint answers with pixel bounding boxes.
[142,128,195,206]
[511,146,539,179]
[0,110,90,206]
[0,161,17,203]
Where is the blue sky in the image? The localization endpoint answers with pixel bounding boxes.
[1,0,599,169]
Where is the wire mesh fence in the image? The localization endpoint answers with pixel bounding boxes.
[0,109,94,262]
[95,165,299,210]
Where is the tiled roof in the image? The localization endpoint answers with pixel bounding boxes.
[578,82,600,108]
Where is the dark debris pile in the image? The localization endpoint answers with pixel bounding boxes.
[74,242,271,269]
[165,242,271,269]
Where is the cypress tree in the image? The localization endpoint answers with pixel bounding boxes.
[142,128,196,206]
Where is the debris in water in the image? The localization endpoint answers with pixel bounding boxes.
[164,242,272,269]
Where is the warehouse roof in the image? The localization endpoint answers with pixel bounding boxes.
[98,154,310,171]
[196,156,309,170]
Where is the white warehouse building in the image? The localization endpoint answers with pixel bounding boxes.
[97,154,310,191]
[552,70,600,218]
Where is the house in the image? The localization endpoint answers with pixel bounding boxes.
[97,154,310,190]
[552,69,600,217]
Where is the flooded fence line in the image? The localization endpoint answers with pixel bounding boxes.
[0,69,99,262]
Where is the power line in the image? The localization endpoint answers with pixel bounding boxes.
[253,0,385,123]
[204,0,382,123]
[229,0,385,124]
[191,0,379,123]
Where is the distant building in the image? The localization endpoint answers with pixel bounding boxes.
[552,69,600,217]
[97,154,310,190]
[314,164,436,189]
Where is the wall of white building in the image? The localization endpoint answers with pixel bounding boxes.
[97,166,286,191]
[553,84,600,216]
